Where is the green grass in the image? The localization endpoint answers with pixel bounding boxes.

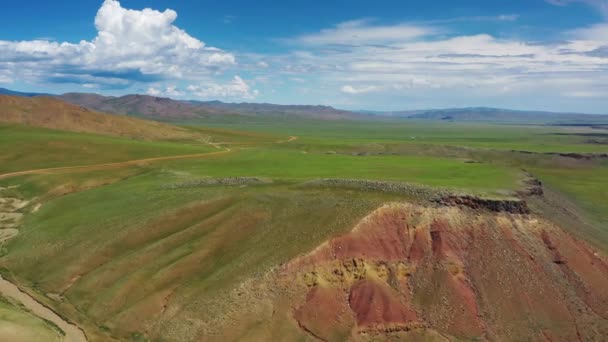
[1,170,398,340]
[158,148,520,195]
[531,164,608,247]
[200,119,608,153]
[0,124,215,173]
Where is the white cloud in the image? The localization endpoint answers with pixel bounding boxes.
[146,85,185,97]
[546,0,608,18]
[292,19,435,46]
[146,87,161,96]
[268,19,608,109]
[0,70,13,84]
[340,85,378,94]
[562,90,606,97]
[0,0,235,88]
[187,76,259,100]
[570,23,608,42]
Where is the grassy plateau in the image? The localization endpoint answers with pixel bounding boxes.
[0,117,607,341]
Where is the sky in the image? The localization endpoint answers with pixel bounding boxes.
[0,0,607,113]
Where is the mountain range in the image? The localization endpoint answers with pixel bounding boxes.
[1,87,607,124]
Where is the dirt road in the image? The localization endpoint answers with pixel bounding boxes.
[0,147,234,180]
[277,136,298,144]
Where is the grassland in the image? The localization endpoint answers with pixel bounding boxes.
[0,118,607,340]
[197,119,608,153]
[0,124,219,174]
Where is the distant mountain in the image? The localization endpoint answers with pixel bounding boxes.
[58,93,228,120]
[0,87,51,97]
[3,88,606,124]
[58,93,363,121]
[191,100,364,120]
[367,107,608,125]
[0,95,201,140]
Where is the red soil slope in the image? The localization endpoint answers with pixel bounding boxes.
[0,95,200,140]
[282,203,608,341]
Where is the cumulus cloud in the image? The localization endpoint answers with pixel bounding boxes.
[187,76,259,100]
[0,0,235,88]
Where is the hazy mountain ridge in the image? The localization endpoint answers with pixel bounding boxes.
[0,87,51,97]
[191,100,365,120]
[2,88,607,124]
[366,107,608,124]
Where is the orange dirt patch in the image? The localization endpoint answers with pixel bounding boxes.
[348,280,418,331]
[294,285,355,341]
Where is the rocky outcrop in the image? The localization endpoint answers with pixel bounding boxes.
[518,176,544,196]
[433,195,530,214]
[162,177,272,189]
[281,203,608,341]
[512,149,608,160]
[302,178,448,200]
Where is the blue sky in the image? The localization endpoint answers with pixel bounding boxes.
[0,0,607,113]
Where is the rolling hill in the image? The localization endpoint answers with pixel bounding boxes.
[191,100,364,120]
[0,95,201,140]
[58,93,228,120]
[57,93,363,121]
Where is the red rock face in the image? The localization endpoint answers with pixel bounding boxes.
[283,203,608,341]
[348,280,418,330]
[294,286,355,341]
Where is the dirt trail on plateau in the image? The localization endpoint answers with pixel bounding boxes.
[277,135,298,144]
[0,148,234,180]
[0,190,87,341]
[0,135,298,181]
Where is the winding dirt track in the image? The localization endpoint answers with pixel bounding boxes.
[0,147,234,180]
[277,135,298,144]
[0,135,299,181]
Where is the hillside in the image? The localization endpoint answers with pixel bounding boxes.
[191,100,364,120]
[0,95,201,140]
[272,202,608,341]
[59,93,228,120]
[58,93,363,121]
